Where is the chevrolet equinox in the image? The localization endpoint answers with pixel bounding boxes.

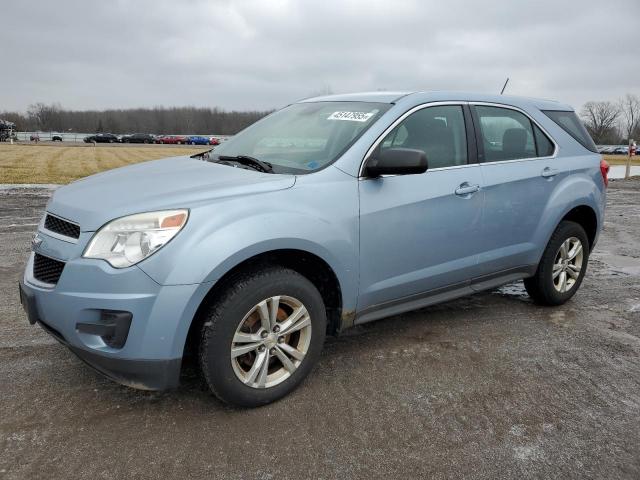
[20,91,608,407]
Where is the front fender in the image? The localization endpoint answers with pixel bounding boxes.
[137,168,359,312]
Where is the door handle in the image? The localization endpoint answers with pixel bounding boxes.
[455,183,480,196]
[541,167,559,178]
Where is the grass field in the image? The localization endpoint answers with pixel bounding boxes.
[0,143,206,184]
[602,154,639,166]
[0,143,638,184]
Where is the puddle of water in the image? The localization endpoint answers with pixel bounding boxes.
[494,282,529,299]
[597,254,640,276]
[609,165,640,179]
[547,310,573,327]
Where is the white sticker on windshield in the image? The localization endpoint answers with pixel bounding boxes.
[327,111,376,122]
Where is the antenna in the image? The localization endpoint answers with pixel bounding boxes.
[500,78,509,95]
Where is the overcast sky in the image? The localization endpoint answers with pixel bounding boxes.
[1,0,638,113]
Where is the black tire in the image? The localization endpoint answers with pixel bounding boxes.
[524,221,590,306]
[199,267,326,407]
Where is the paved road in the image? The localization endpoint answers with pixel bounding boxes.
[1,181,639,479]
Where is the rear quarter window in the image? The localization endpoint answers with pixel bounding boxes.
[533,124,555,157]
[542,110,598,153]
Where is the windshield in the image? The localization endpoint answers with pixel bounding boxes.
[211,101,390,174]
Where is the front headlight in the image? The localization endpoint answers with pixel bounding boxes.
[83,210,188,268]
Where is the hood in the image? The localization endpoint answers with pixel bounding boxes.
[47,156,296,231]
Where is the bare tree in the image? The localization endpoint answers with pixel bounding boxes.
[619,94,640,142]
[580,101,621,144]
[27,102,63,131]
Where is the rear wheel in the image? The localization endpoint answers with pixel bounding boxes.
[524,221,589,305]
[199,267,326,407]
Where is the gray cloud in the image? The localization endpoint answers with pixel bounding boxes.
[1,0,638,112]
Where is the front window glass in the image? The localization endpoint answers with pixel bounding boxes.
[212,101,390,174]
[377,105,468,169]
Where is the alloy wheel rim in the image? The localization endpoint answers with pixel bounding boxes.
[230,295,312,389]
[552,237,583,293]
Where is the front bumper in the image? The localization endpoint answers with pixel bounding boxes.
[20,247,205,391]
[20,280,180,390]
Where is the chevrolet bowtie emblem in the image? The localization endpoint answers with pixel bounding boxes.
[31,233,43,250]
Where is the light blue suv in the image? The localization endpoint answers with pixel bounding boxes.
[19,92,608,406]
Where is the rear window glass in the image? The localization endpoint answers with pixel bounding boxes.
[475,106,537,162]
[542,110,597,153]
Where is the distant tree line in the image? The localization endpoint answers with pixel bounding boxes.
[3,93,639,144]
[580,93,640,145]
[0,103,272,135]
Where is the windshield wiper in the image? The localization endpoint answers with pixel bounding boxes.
[216,155,274,173]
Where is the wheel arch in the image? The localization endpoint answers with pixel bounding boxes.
[182,248,345,362]
[560,204,598,250]
[532,202,599,269]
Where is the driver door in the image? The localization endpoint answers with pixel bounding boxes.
[357,104,484,317]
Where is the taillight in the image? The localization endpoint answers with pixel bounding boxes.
[600,158,609,188]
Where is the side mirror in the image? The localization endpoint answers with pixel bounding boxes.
[364,148,428,177]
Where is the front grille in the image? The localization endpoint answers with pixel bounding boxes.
[44,214,80,239]
[33,253,65,284]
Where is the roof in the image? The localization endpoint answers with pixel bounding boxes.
[299,91,412,104]
[299,91,574,111]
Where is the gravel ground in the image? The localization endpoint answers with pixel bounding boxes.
[0,180,639,479]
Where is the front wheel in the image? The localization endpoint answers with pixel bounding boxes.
[199,267,326,407]
[524,221,589,306]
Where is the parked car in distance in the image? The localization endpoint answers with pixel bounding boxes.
[612,146,628,155]
[187,135,211,145]
[209,137,221,146]
[52,135,63,142]
[84,133,119,143]
[121,133,156,144]
[157,135,188,145]
[20,91,607,407]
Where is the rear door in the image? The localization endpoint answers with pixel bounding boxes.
[471,104,561,280]
[358,104,484,312]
